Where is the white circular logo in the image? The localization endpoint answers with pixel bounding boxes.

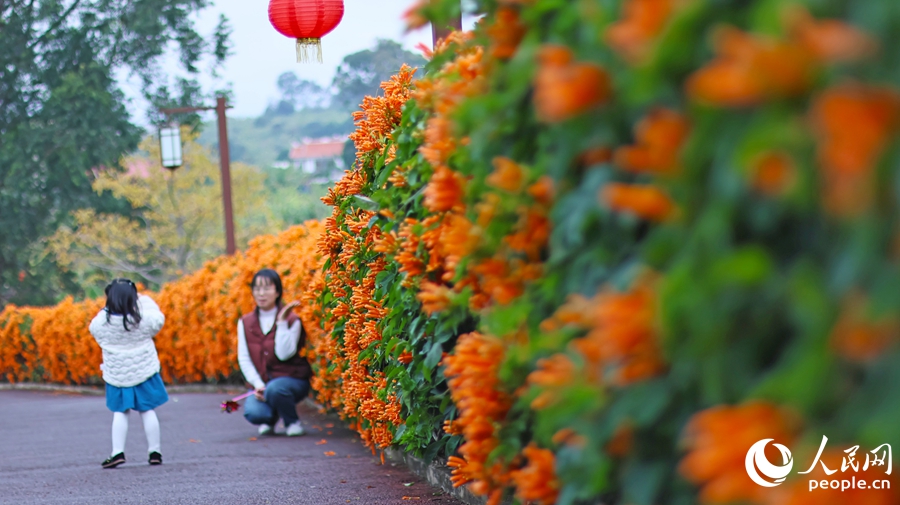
[745,439,793,487]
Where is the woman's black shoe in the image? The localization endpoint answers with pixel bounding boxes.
[148,452,162,465]
[101,452,126,469]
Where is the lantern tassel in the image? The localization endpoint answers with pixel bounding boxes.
[296,37,323,64]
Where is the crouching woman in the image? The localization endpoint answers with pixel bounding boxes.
[237,269,311,436]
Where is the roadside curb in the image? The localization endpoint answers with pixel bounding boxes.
[384,448,499,505]
[299,398,502,505]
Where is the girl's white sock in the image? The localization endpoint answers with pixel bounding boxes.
[141,410,161,454]
[111,411,128,456]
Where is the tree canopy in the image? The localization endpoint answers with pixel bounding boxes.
[0,0,231,306]
[331,39,427,110]
[46,132,274,292]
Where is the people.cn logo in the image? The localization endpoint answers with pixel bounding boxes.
[745,439,794,487]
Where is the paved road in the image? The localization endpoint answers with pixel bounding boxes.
[0,391,462,505]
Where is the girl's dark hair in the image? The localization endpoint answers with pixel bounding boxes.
[105,278,141,331]
[250,269,283,307]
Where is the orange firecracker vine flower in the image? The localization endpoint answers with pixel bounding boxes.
[809,84,900,216]
[614,108,690,176]
[538,276,667,386]
[486,157,527,193]
[551,428,588,449]
[679,402,797,505]
[601,183,677,222]
[688,8,878,107]
[504,209,550,261]
[403,1,430,31]
[605,0,683,64]
[424,165,467,212]
[830,292,900,363]
[750,151,797,196]
[443,332,513,503]
[686,26,815,107]
[487,7,526,60]
[510,443,560,505]
[443,419,465,436]
[534,45,612,123]
[527,353,579,410]
[417,281,454,315]
[527,176,556,206]
[785,6,878,64]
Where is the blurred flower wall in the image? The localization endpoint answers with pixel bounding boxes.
[3,1,900,504]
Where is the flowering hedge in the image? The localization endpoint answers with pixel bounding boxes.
[314,0,900,504]
[0,222,323,385]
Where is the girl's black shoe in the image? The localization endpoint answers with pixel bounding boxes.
[148,452,162,465]
[101,452,126,469]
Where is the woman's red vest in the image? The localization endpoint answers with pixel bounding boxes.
[241,307,311,383]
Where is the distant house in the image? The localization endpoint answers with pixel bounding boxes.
[288,135,348,182]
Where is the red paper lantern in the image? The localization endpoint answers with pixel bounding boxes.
[268,0,344,63]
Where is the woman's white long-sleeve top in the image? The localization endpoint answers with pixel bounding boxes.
[89,294,166,387]
[236,307,302,390]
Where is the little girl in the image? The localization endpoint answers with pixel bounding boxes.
[89,278,168,469]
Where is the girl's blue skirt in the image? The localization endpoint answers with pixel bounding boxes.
[106,373,169,412]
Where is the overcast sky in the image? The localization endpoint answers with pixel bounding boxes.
[120,0,475,124]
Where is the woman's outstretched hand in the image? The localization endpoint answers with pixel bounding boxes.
[277,301,300,322]
[254,387,266,401]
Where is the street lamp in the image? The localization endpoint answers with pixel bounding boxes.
[159,125,183,169]
[159,96,236,255]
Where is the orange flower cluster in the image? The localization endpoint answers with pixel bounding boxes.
[0,221,325,386]
[486,7,526,60]
[533,45,612,123]
[601,183,676,222]
[830,292,900,363]
[0,297,103,383]
[509,443,560,505]
[809,84,900,216]
[679,402,796,505]
[439,157,553,311]
[528,353,579,410]
[750,151,797,196]
[536,275,666,389]
[317,67,419,451]
[443,332,512,505]
[687,7,877,107]
[614,108,690,177]
[602,108,684,221]
[605,0,682,64]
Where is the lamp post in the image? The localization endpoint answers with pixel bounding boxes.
[159,96,236,255]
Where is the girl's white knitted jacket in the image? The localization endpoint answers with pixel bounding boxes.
[89,295,166,387]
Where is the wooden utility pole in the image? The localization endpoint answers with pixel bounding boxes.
[432,11,462,49]
[214,96,236,256]
[160,96,236,255]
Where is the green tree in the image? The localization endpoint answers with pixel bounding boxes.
[276,72,331,110]
[259,166,332,225]
[46,132,275,290]
[332,39,427,110]
[0,0,231,307]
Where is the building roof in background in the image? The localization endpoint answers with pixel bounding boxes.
[289,136,347,161]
